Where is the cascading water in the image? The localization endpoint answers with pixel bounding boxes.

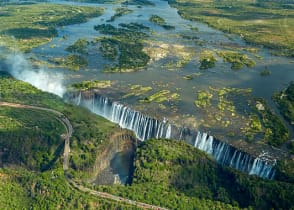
[78,93,172,141]
[67,90,276,179]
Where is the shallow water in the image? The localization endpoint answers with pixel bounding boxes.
[31,0,294,139]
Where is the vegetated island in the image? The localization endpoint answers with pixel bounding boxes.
[167,0,294,57]
[0,3,104,52]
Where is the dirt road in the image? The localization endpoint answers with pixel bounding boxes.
[0,101,168,210]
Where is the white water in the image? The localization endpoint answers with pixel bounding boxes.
[69,91,277,179]
[5,53,65,97]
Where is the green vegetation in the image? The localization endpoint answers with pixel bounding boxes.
[0,3,104,52]
[194,87,251,132]
[94,24,150,72]
[0,72,146,208]
[217,50,256,70]
[195,90,213,108]
[1,73,293,209]
[0,72,115,175]
[260,69,271,76]
[62,0,124,3]
[183,73,202,80]
[66,38,89,54]
[123,85,153,98]
[0,106,65,171]
[94,139,294,209]
[273,82,294,129]
[251,98,289,146]
[0,168,138,209]
[149,15,175,30]
[123,0,155,6]
[139,90,180,103]
[119,22,150,31]
[98,37,118,60]
[48,54,88,71]
[107,7,133,22]
[167,0,294,57]
[273,83,294,152]
[71,80,112,90]
[199,50,217,69]
[193,87,289,146]
[143,41,194,69]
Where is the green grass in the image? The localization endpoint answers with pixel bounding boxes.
[0,3,104,52]
[167,0,294,57]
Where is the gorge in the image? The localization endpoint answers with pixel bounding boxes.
[66,90,277,179]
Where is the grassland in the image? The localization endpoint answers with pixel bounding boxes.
[167,0,294,57]
[0,3,104,52]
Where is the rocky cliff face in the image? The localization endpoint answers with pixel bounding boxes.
[90,129,137,185]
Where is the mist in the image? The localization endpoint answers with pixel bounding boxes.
[4,53,66,97]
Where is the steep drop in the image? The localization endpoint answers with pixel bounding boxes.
[66,90,276,179]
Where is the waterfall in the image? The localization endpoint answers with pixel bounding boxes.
[75,92,172,141]
[66,91,277,179]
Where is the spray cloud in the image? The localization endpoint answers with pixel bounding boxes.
[5,53,66,97]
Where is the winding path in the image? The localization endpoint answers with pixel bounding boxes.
[0,101,168,210]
